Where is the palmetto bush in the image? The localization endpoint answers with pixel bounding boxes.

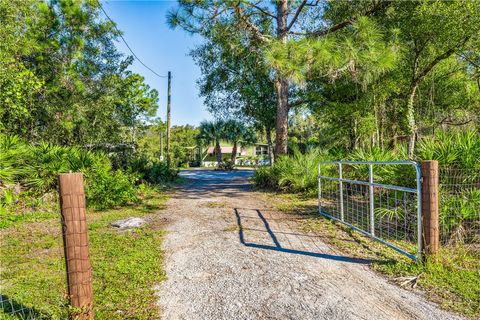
[127,154,178,184]
[0,135,142,215]
[275,148,325,193]
[85,168,139,210]
[252,148,329,193]
[22,143,75,193]
[252,166,280,190]
[416,129,480,169]
[347,146,416,188]
[440,189,480,242]
[416,130,480,244]
[0,135,29,186]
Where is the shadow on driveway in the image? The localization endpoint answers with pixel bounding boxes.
[234,208,376,264]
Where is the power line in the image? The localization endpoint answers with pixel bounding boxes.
[97,1,168,79]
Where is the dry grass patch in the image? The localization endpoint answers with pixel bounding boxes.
[202,201,228,208]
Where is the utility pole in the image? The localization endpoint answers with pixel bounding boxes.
[166,71,172,167]
[160,131,164,161]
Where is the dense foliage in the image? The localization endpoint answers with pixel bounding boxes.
[253,130,480,192]
[171,0,480,159]
[0,0,178,221]
[0,135,177,224]
[0,0,158,145]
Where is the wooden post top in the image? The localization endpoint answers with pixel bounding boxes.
[58,173,85,196]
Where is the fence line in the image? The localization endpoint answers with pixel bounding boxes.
[0,173,94,319]
[0,204,67,319]
[439,167,480,249]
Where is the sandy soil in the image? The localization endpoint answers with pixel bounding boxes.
[157,169,462,320]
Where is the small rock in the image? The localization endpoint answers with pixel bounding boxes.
[111,217,147,229]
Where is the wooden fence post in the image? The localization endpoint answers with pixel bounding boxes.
[58,173,94,319]
[421,161,440,255]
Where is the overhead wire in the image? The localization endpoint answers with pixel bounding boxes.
[97,1,168,79]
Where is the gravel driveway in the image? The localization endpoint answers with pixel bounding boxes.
[157,169,462,320]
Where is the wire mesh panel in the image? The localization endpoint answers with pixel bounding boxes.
[0,199,68,319]
[0,224,67,319]
[439,167,480,248]
[318,161,421,260]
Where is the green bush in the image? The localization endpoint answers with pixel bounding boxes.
[252,166,280,190]
[127,155,178,184]
[217,161,235,171]
[85,169,139,210]
[0,135,29,185]
[347,145,416,187]
[416,129,480,169]
[0,135,142,215]
[252,148,328,193]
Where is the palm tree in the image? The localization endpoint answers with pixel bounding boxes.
[198,120,225,166]
[224,120,257,165]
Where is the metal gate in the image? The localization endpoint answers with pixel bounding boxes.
[318,161,422,260]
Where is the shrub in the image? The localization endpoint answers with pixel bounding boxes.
[0,135,29,186]
[216,161,235,171]
[127,155,178,184]
[145,161,178,183]
[416,129,480,169]
[252,166,279,190]
[0,135,142,214]
[252,148,328,193]
[85,169,139,210]
[347,146,415,187]
[440,189,480,241]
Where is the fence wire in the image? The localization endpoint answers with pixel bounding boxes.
[319,162,420,259]
[0,195,67,320]
[439,167,480,249]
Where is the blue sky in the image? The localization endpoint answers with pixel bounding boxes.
[101,0,211,126]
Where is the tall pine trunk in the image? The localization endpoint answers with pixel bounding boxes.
[274,0,289,157]
[275,78,289,156]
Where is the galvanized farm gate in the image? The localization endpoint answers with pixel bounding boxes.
[318,161,422,260]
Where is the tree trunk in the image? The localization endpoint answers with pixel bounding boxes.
[274,0,289,157]
[407,84,418,159]
[230,140,238,165]
[275,78,289,156]
[266,128,274,166]
[215,140,222,165]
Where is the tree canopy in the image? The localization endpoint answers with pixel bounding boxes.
[0,0,159,145]
[171,0,480,158]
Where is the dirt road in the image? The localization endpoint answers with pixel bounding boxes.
[157,169,461,320]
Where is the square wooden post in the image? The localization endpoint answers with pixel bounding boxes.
[58,173,94,319]
[421,161,440,255]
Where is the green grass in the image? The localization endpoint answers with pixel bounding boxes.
[377,248,480,317]
[268,192,480,318]
[0,187,168,319]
